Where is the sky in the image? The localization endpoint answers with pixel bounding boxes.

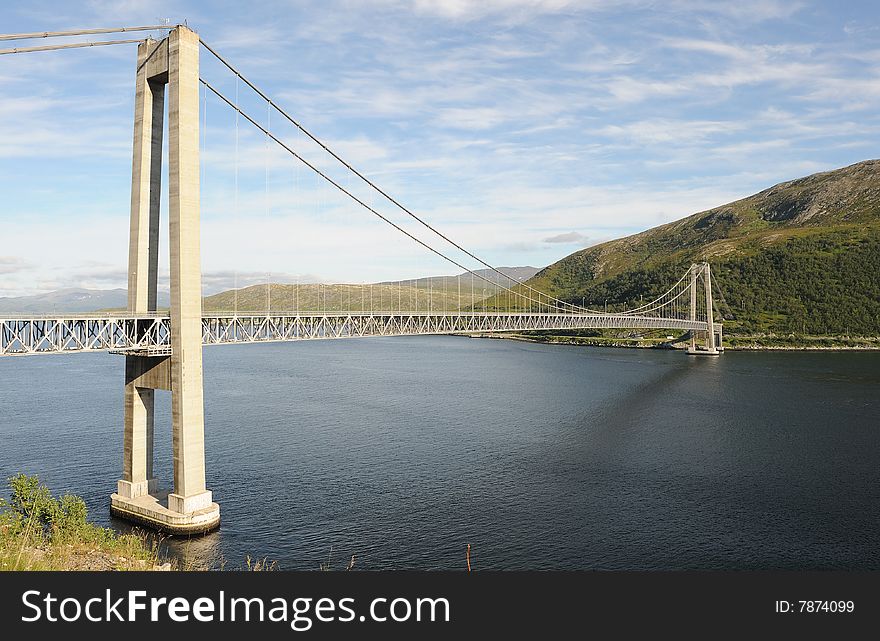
[1,0,878,297]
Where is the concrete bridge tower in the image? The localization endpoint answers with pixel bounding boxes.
[110,25,220,534]
[688,262,721,356]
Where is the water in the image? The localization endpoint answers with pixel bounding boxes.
[1,337,878,570]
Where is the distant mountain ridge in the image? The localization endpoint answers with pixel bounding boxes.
[517,159,880,335]
[0,288,133,314]
[379,266,540,288]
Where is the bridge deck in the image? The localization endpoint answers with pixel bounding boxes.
[0,312,712,356]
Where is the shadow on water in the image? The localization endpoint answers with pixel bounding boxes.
[591,356,711,434]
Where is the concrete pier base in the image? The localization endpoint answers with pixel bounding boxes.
[117,478,159,499]
[687,346,720,356]
[110,490,220,535]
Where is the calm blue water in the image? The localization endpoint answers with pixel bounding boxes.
[1,337,878,570]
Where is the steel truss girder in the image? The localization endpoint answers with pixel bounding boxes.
[1,313,711,356]
[0,316,169,356]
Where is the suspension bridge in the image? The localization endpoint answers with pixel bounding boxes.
[0,25,722,534]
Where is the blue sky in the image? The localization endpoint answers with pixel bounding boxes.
[1,0,878,296]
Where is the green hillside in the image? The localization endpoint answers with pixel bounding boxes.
[507,160,880,336]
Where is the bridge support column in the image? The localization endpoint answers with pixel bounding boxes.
[703,263,717,354]
[110,26,219,535]
[687,262,720,356]
[166,25,214,519]
[118,383,157,499]
[688,264,697,353]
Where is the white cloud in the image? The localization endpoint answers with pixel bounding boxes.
[661,0,805,24]
[543,231,589,244]
[388,0,610,21]
[595,118,745,145]
[0,256,30,275]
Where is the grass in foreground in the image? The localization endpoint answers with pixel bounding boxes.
[0,474,289,571]
[0,474,162,571]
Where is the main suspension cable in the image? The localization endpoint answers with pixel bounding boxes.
[203,72,695,319]
[0,38,145,55]
[1,26,699,320]
[618,268,692,315]
[198,37,594,315]
[198,42,696,319]
[199,77,548,308]
[0,25,173,41]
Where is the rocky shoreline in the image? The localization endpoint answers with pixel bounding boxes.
[463,333,880,351]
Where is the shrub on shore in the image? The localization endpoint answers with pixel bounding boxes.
[0,474,160,571]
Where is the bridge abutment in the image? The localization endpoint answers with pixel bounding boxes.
[110,26,219,535]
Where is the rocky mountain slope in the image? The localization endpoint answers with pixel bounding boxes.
[520,160,880,335]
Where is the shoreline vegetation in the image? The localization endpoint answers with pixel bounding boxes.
[0,474,167,571]
[0,475,293,572]
[466,331,880,351]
